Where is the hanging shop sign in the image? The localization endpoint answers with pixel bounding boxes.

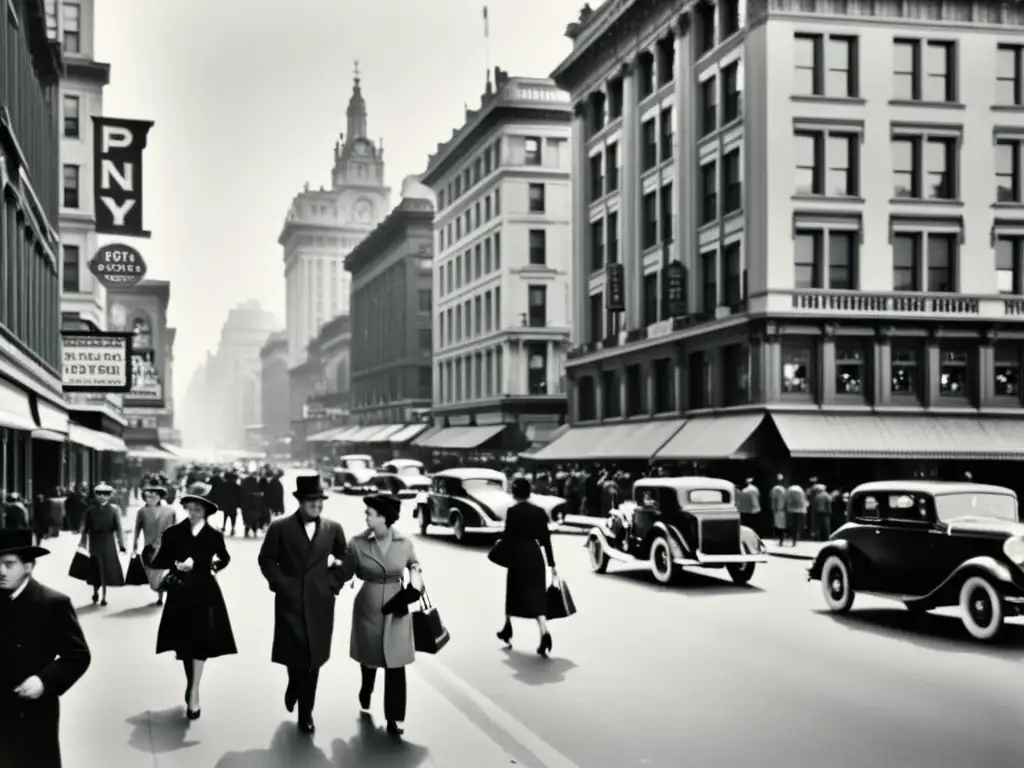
[92,116,154,238]
[89,242,148,288]
[127,350,164,405]
[606,262,625,312]
[663,260,687,317]
[61,331,133,392]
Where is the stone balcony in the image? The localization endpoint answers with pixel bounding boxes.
[65,391,126,425]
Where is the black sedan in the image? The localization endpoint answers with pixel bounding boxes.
[808,480,1024,642]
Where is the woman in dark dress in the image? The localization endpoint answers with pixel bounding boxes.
[151,482,237,720]
[78,482,126,606]
[496,478,557,656]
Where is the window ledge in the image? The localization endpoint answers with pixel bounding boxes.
[791,95,866,106]
[888,197,962,207]
[992,201,1024,211]
[888,99,965,110]
[791,194,864,204]
[992,104,1024,113]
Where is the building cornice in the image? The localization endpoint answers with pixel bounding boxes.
[343,202,434,275]
[63,58,111,87]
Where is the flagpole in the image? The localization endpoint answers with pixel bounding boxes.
[483,6,490,81]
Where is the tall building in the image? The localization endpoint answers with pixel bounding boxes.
[292,315,353,458]
[417,69,572,454]
[538,0,1024,483]
[1,0,66,499]
[346,175,434,437]
[260,332,289,457]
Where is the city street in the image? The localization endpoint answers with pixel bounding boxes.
[35,475,1024,768]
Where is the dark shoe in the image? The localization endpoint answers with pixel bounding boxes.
[186,708,201,720]
[537,633,552,657]
[358,688,371,711]
[298,716,315,734]
[285,684,296,713]
[497,624,512,646]
[91,593,98,605]
[100,599,108,606]
[386,721,404,737]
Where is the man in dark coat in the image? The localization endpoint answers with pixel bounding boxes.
[217,471,242,536]
[257,475,348,734]
[0,530,91,768]
[240,473,264,537]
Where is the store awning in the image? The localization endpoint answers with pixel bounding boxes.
[126,444,177,460]
[654,414,764,460]
[342,425,391,443]
[529,419,686,462]
[68,424,110,451]
[525,422,567,444]
[36,397,69,433]
[32,429,67,443]
[308,426,345,443]
[411,426,444,447]
[364,424,406,443]
[0,377,36,431]
[422,424,507,450]
[327,426,360,443]
[771,413,1024,460]
[389,423,428,444]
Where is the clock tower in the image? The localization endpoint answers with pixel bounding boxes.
[331,61,389,226]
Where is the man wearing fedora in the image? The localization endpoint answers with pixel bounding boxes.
[0,530,91,768]
[258,474,349,734]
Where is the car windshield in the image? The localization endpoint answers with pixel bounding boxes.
[462,478,504,491]
[344,459,370,470]
[395,465,423,476]
[934,493,1019,523]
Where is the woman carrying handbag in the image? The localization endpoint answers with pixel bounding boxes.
[130,482,176,606]
[496,478,556,656]
[78,483,126,606]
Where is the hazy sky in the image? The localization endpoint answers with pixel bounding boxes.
[94,0,586,403]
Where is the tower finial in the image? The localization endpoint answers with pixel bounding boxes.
[353,59,360,83]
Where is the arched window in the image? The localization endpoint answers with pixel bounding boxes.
[131,315,152,349]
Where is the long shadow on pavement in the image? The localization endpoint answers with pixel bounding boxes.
[126,707,200,753]
[601,565,766,595]
[818,608,1024,659]
[105,602,163,619]
[213,722,332,767]
[329,713,431,768]
[416,531,492,550]
[500,647,578,685]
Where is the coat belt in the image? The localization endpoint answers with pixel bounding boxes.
[364,576,403,585]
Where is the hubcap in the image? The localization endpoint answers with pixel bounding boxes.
[655,545,668,574]
[590,541,601,563]
[828,569,845,600]
[968,588,993,627]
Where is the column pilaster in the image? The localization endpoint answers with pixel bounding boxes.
[571,103,589,343]
[673,12,697,314]
[620,60,641,329]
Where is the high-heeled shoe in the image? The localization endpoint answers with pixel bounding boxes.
[496,623,512,646]
[537,633,552,657]
[386,720,404,737]
[186,708,201,720]
[358,688,371,711]
[91,593,98,605]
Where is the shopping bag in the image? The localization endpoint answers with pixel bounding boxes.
[487,538,512,568]
[545,578,577,620]
[412,586,450,654]
[125,555,149,586]
[69,549,98,585]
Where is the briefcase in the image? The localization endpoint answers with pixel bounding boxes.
[125,554,149,586]
[69,549,98,585]
[412,586,450,654]
[545,578,577,620]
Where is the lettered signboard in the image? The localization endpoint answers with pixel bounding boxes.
[89,242,148,288]
[92,117,154,238]
[61,331,133,393]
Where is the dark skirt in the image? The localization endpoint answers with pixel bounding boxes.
[156,575,237,660]
[86,533,125,587]
[504,543,548,618]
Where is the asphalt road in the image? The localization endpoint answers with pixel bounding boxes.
[36,474,1024,768]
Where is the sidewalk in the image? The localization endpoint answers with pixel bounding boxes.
[765,540,824,561]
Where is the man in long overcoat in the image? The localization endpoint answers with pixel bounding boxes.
[257,475,348,734]
[0,529,91,768]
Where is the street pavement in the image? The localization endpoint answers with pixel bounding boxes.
[34,474,1024,767]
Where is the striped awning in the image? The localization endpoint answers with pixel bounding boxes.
[529,419,685,462]
[655,414,764,460]
[389,423,428,444]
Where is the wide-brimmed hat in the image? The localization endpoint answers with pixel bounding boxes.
[364,493,401,525]
[179,482,218,516]
[140,483,167,497]
[93,482,114,494]
[293,475,328,501]
[0,529,49,560]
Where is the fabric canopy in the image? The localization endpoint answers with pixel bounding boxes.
[363,424,406,443]
[389,423,428,444]
[126,444,177,460]
[654,414,763,460]
[416,425,507,450]
[0,378,36,431]
[529,419,685,462]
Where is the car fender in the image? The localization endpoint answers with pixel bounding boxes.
[808,539,851,581]
[586,526,613,548]
[649,522,689,559]
[448,497,487,527]
[912,556,1019,608]
[740,526,766,555]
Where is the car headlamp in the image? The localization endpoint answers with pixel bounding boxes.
[1003,536,1024,567]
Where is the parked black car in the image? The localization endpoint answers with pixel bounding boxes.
[808,480,1024,641]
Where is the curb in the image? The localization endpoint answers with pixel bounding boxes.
[768,550,817,561]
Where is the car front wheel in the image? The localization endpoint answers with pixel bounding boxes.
[727,562,755,585]
[821,555,855,613]
[649,536,677,585]
[588,536,609,574]
[958,575,1004,642]
[450,512,466,542]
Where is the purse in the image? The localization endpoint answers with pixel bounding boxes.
[412,586,450,654]
[125,554,149,586]
[69,549,98,585]
[545,577,577,620]
[487,538,512,568]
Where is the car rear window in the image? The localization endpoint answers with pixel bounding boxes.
[935,493,1018,523]
[687,489,730,504]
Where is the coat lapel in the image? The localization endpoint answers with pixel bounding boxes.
[304,519,328,569]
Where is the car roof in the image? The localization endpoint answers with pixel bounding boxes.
[852,480,1017,498]
[383,459,423,467]
[634,476,735,491]
[340,454,372,461]
[435,467,505,480]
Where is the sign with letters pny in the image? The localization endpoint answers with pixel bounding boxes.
[92,117,154,238]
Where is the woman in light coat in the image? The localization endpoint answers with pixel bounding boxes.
[130,482,177,605]
[339,494,421,738]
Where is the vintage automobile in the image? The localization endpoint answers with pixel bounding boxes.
[414,468,568,541]
[808,480,1024,642]
[331,454,377,494]
[585,477,767,585]
[372,459,431,498]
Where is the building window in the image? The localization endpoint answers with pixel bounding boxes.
[701,77,717,136]
[62,245,80,292]
[494,232,501,269]
[997,237,1023,294]
[605,142,619,192]
[994,346,1021,399]
[996,139,1021,202]
[696,1,715,55]
[723,344,749,406]
[527,285,546,327]
[528,183,545,212]
[62,1,80,53]
[660,106,673,161]
[688,351,709,409]
[835,339,866,397]
[642,191,658,249]
[720,0,740,39]
[641,118,657,170]
[63,94,79,138]
[939,346,969,398]
[643,272,658,326]
[794,34,858,98]
[892,135,957,200]
[892,233,919,291]
[794,131,858,197]
[782,339,814,395]
[419,328,432,351]
[474,245,482,279]
[997,45,1023,107]
[638,51,655,99]
[701,250,717,311]
[524,137,541,166]
[526,342,547,395]
[528,230,546,266]
[657,35,675,86]
[928,233,955,292]
[660,182,673,242]
[700,160,717,225]
[722,149,741,214]
[608,78,623,119]
[578,376,597,420]
[602,370,621,418]
[653,358,674,412]
[723,242,742,306]
[589,154,603,201]
[590,219,604,272]
[418,290,431,312]
[607,211,619,263]
[890,342,921,398]
[625,364,643,416]
[794,230,856,290]
[474,296,482,336]
[62,165,79,208]
[894,39,956,102]
[722,61,742,123]
[589,292,604,342]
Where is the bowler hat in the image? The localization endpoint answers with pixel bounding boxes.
[141,483,167,497]
[293,475,329,501]
[179,482,218,516]
[0,529,49,560]
[364,493,401,525]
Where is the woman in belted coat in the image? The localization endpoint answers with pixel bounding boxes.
[339,494,421,738]
[78,482,126,606]
[151,483,237,720]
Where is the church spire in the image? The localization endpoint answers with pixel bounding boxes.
[346,60,367,139]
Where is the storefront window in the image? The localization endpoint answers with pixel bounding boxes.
[939,346,970,399]
[835,339,866,397]
[781,339,814,396]
[890,341,920,398]
[994,346,1021,399]
[723,344,749,405]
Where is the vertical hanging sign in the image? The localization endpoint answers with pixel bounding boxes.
[605,263,626,312]
[663,260,687,317]
[92,117,154,238]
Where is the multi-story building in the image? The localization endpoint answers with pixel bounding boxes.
[280,67,391,451]
[1,0,67,498]
[418,69,572,455]
[344,175,434,450]
[292,314,352,460]
[539,0,1024,485]
[260,331,290,457]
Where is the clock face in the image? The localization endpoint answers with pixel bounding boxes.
[354,200,372,222]
[354,141,368,156]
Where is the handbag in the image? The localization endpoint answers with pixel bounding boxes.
[125,554,149,586]
[69,549,98,585]
[545,577,577,620]
[487,538,512,568]
[412,586,450,654]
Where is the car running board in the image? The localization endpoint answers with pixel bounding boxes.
[687,554,768,565]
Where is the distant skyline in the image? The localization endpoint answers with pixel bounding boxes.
[93,0,585,403]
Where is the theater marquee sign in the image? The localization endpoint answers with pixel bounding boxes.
[61,332,133,392]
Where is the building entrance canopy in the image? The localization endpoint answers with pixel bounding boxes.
[389,423,428,444]
[414,425,507,450]
[0,378,36,431]
[653,414,763,461]
[527,419,684,462]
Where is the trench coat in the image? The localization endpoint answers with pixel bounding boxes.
[770,484,787,529]
[258,512,348,670]
[340,529,420,669]
[80,502,126,586]
[501,502,554,618]
[0,579,91,768]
